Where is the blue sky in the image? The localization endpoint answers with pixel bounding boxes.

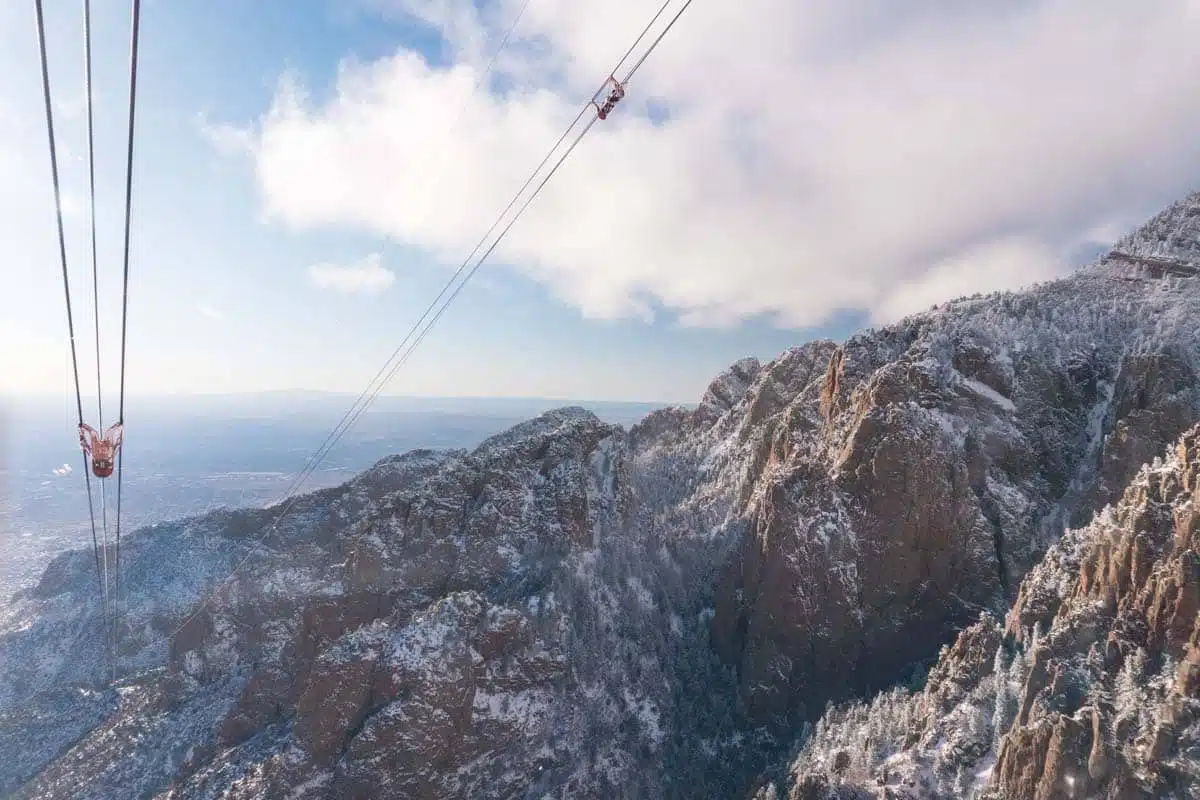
[4,0,1199,405]
[1,0,851,404]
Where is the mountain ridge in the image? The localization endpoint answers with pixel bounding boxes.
[2,190,1199,798]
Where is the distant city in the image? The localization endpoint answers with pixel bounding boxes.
[0,392,672,598]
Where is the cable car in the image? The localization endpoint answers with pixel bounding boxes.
[79,422,124,479]
[594,75,627,120]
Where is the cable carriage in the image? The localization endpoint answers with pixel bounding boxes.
[593,75,626,120]
[79,423,124,478]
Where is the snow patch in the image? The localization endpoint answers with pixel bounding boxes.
[961,378,1016,412]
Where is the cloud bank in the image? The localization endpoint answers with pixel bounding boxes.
[220,0,1200,328]
[307,253,396,294]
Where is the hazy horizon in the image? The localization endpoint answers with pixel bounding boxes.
[1,388,696,410]
[1,394,673,599]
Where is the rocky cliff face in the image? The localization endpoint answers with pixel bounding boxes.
[708,192,1200,732]
[2,192,1199,799]
[769,422,1200,800]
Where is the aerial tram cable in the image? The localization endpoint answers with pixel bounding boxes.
[170,0,697,641]
[253,0,680,517]
[288,0,693,488]
[34,0,141,682]
[359,0,698,427]
[82,0,119,680]
[33,0,108,624]
[112,0,144,680]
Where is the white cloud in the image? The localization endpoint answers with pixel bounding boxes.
[197,111,255,157]
[307,252,396,294]
[871,237,1063,326]
[217,0,1200,330]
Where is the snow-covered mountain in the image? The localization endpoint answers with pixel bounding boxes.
[768,421,1200,799]
[2,192,1199,799]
